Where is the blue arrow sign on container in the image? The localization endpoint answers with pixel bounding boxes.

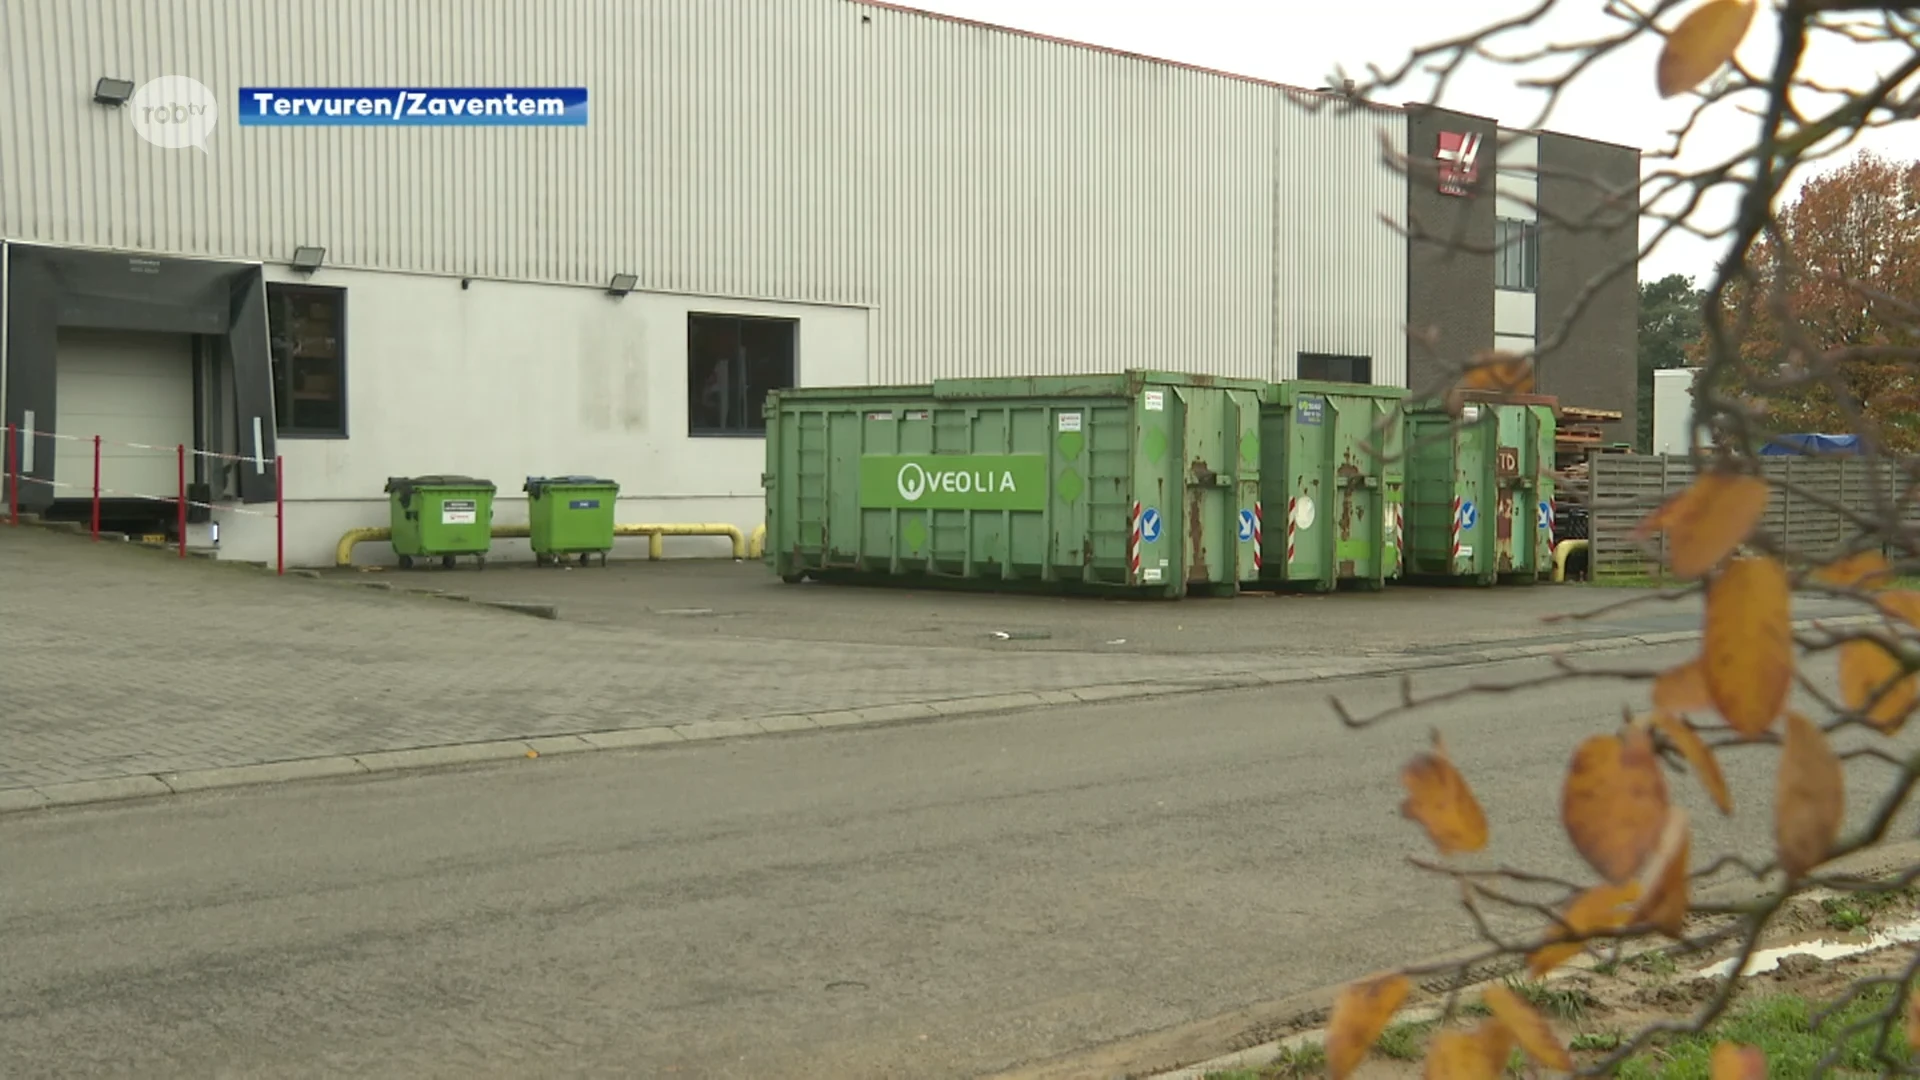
[1140,508,1162,543]
[1457,499,1478,532]
[1237,508,1256,542]
[1538,500,1554,532]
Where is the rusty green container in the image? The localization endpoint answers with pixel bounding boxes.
[1403,393,1558,584]
[762,370,1266,598]
[1254,381,1408,591]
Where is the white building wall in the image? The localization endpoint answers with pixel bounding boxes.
[0,0,1409,389]
[211,269,870,568]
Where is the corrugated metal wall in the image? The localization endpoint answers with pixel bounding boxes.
[0,0,1408,386]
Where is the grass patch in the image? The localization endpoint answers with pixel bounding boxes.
[1627,950,1681,977]
[1572,1031,1623,1052]
[1821,888,1917,933]
[1616,986,1910,1079]
[1375,1020,1436,1061]
[1505,976,1593,1021]
[1200,1040,1326,1080]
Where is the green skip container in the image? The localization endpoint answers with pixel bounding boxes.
[525,475,620,567]
[762,370,1266,598]
[385,475,497,570]
[1253,380,1409,592]
[1402,393,1558,584]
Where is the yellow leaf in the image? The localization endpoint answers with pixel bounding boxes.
[1561,728,1671,883]
[1879,590,1920,630]
[1651,711,1733,814]
[1423,1021,1513,1080]
[1400,730,1490,855]
[1703,556,1794,738]
[1815,549,1893,590]
[1907,993,1920,1061]
[1657,0,1758,98]
[1481,985,1573,1071]
[1653,659,1715,715]
[1327,972,1412,1080]
[1839,634,1918,733]
[1461,351,1535,394]
[1710,1041,1767,1080]
[1632,472,1770,579]
[1776,711,1845,880]
[1634,809,1693,939]
[1527,882,1643,978]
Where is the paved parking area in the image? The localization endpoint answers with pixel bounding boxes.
[1,525,1865,795]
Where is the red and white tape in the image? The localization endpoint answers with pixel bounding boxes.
[1251,501,1264,572]
[1450,496,1463,562]
[1128,501,1142,579]
[1285,497,1298,565]
[1389,502,1404,556]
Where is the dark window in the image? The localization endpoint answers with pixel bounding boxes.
[687,313,797,435]
[267,284,347,437]
[1297,353,1373,384]
[1495,217,1539,292]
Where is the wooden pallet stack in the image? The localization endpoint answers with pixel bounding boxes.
[1551,405,1628,513]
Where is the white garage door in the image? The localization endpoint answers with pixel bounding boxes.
[53,328,195,505]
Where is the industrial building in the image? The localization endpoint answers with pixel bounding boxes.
[0,0,1639,569]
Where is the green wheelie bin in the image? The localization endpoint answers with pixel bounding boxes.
[525,475,620,567]
[385,475,497,570]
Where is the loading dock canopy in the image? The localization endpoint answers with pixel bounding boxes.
[3,243,280,510]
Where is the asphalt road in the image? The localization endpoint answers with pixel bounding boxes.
[5,643,1912,1080]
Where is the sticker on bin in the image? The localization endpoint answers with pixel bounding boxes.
[1456,499,1478,531]
[866,411,894,422]
[441,499,478,525]
[1058,412,1082,432]
[905,411,929,421]
[1142,566,1162,583]
[1238,508,1256,542]
[1144,390,1165,412]
[1139,507,1163,543]
[568,499,601,510]
[1295,395,1325,427]
[1538,500,1554,532]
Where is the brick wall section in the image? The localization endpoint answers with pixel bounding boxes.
[1404,106,1498,396]
[1536,133,1642,439]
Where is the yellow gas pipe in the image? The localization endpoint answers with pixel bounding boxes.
[335,522,748,568]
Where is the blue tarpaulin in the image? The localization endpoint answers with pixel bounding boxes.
[1759,433,1863,456]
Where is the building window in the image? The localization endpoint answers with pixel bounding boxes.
[267,284,347,437]
[1297,353,1373,384]
[688,313,797,435]
[1496,218,1539,292]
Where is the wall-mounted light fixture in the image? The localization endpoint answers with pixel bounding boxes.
[290,246,327,273]
[606,273,638,297]
[93,78,136,107]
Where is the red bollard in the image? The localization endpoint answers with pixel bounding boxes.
[5,423,17,526]
[177,444,187,558]
[275,455,285,576]
[91,434,102,541]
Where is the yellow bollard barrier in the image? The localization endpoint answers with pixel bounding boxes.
[335,522,747,567]
[1552,539,1589,583]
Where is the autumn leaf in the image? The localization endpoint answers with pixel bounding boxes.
[1703,556,1794,738]
[1653,659,1716,715]
[1481,985,1573,1071]
[1460,352,1535,394]
[1327,972,1412,1080]
[1631,473,1770,579]
[1528,882,1643,977]
[1839,633,1918,733]
[1634,809,1693,938]
[1651,711,1733,814]
[1657,0,1758,98]
[1400,730,1490,855]
[1709,1041,1767,1080]
[1878,590,1920,630]
[1562,728,1671,883]
[1906,993,1920,1062]
[1776,711,1846,880]
[1814,549,1893,591]
[1423,1021,1514,1080]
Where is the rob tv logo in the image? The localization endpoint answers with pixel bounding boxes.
[126,76,219,154]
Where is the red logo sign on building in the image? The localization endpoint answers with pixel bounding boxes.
[1436,131,1481,197]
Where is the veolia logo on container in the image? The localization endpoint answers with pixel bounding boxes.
[859,454,1048,512]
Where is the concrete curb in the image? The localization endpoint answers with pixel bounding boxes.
[0,612,1887,820]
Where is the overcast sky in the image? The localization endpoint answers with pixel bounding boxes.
[904,0,1920,287]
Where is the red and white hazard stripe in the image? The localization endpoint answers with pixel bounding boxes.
[1390,503,1404,553]
[1286,497,1298,565]
[1450,496,1463,563]
[1129,501,1143,579]
[1252,502,1264,572]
